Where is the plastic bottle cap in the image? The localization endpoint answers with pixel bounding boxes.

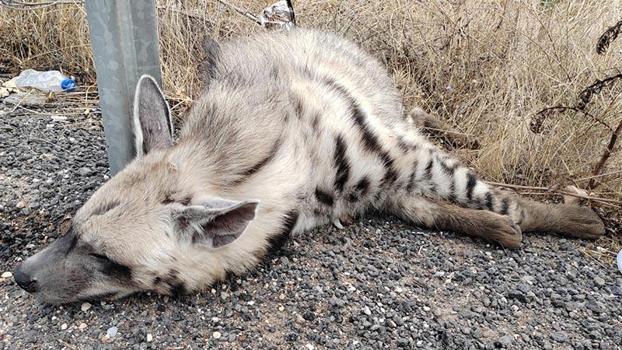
[61,79,76,92]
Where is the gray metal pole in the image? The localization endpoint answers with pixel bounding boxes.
[85,0,162,175]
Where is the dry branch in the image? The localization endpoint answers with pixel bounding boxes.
[215,0,259,24]
[597,19,622,55]
[485,181,622,206]
[589,119,622,191]
[0,0,81,10]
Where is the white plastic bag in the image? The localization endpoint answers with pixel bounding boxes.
[259,0,296,31]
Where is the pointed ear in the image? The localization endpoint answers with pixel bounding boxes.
[172,199,258,248]
[133,75,173,157]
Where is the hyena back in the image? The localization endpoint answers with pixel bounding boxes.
[13,29,604,303]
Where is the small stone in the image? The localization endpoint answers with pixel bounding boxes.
[78,323,87,331]
[593,276,605,287]
[106,326,118,338]
[278,305,285,312]
[551,332,567,343]
[60,323,67,330]
[78,167,91,176]
[80,302,91,312]
[213,331,222,339]
[16,201,26,209]
[50,115,67,122]
[1,272,12,278]
[147,333,153,342]
[362,306,372,315]
[497,335,513,347]
[305,344,315,350]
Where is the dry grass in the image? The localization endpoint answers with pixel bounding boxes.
[0,1,620,237]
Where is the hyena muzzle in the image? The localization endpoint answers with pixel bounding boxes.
[13,29,604,304]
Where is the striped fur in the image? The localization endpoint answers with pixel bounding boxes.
[15,29,604,304]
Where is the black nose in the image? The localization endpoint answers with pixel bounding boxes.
[13,264,38,293]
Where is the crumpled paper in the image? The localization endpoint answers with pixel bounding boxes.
[259,0,296,31]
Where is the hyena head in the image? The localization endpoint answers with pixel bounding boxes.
[13,76,258,304]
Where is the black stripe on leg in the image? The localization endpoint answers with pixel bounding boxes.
[465,172,477,201]
[333,134,350,192]
[292,94,304,119]
[347,177,371,202]
[424,158,434,179]
[267,210,299,254]
[484,192,494,211]
[499,198,510,215]
[315,188,334,206]
[406,160,419,193]
[437,156,457,201]
[381,168,399,187]
[311,113,320,131]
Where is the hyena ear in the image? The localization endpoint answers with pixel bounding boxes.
[172,199,258,249]
[133,74,174,157]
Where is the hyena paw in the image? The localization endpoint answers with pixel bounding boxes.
[483,214,523,249]
[332,215,355,229]
[558,205,605,240]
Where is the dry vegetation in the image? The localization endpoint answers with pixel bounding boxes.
[0,1,620,245]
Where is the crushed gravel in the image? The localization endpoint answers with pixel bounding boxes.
[1,105,621,349]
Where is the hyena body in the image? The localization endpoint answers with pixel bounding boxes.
[14,29,604,303]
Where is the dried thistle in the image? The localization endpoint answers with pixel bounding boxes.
[531,73,621,133]
[596,19,622,55]
[530,106,608,133]
[577,73,622,110]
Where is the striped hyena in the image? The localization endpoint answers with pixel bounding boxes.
[13,29,604,304]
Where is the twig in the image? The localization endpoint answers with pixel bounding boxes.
[574,170,622,182]
[589,119,622,190]
[531,106,612,133]
[485,181,622,205]
[214,0,259,24]
[577,73,622,111]
[0,0,81,10]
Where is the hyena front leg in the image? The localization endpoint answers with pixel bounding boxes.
[388,195,523,248]
[407,107,479,149]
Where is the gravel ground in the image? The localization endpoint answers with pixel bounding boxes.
[1,105,622,350]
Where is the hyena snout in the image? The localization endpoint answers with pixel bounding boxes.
[13,262,38,293]
[12,232,96,303]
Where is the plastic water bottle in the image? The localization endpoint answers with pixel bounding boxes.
[14,69,76,92]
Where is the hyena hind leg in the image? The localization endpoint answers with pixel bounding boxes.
[511,194,605,239]
[388,195,523,248]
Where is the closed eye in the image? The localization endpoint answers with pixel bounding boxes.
[89,253,111,261]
